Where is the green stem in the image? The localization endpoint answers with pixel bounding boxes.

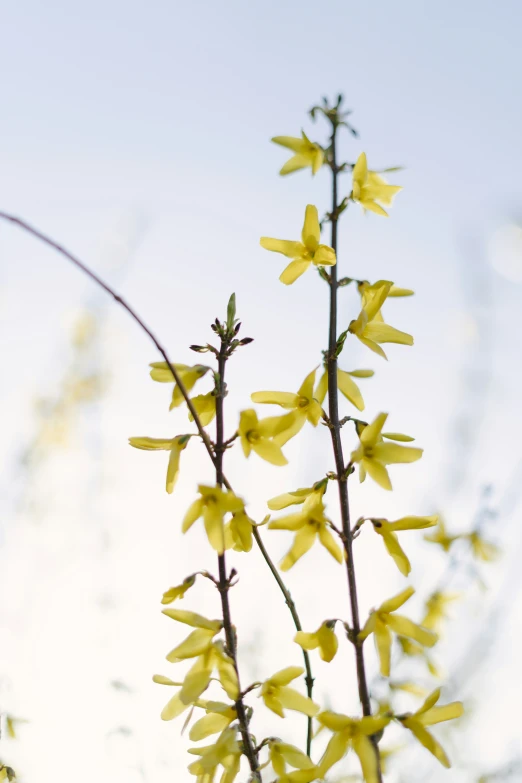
[252,526,315,755]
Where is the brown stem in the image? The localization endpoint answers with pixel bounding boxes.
[211,340,261,778]
[0,210,312,763]
[325,125,382,779]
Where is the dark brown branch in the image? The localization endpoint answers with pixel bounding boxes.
[214,340,261,779]
[324,120,382,780]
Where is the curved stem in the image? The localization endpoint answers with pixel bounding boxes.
[215,343,261,779]
[0,210,312,759]
[325,127,382,780]
[252,526,315,754]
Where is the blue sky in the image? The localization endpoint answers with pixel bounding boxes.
[1,2,522,782]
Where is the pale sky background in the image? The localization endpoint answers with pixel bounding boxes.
[1,2,522,782]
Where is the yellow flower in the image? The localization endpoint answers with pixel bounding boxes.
[424,519,460,552]
[350,413,423,491]
[188,726,242,783]
[224,509,255,553]
[252,368,323,445]
[368,515,439,576]
[0,767,16,783]
[396,688,464,768]
[317,711,390,783]
[154,639,239,721]
[267,479,327,511]
[269,493,343,570]
[268,739,317,781]
[149,362,210,410]
[358,281,414,317]
[379,743,406,774]
[467,531,500,562]
[315,368,374,411]
[397,636,441,678]
[260,205,336,285]
[389,681,429,698]
[260,666,319,718]
[238,409,288,465]
[294,620,338,662]
[272,131,324,176]
[162,574,197,604]
[422,591,460,632]
[128,434,191,494]
[351,153,402,216]
[152,674,192,721]
[189,392,216,426]
[163,608,223,663]
[359,587,437,676]
[183,485,244,554]
[349,280,413,359]
[189,700,237,741]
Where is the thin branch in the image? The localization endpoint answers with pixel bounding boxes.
[0,210,313,759]
[323,118,382,779]
[252,525,315,755]
[214,337,261,779]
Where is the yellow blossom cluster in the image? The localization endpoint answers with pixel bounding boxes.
[124,101,499,783]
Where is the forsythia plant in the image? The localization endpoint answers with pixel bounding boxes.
[128,95,465,783]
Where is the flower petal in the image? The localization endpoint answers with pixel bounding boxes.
[251,391,299,408]
[280,259,311,285]
[301,204,320,251]
[386,615,438,648]
[260,238,305,258]
[278,686,320,717]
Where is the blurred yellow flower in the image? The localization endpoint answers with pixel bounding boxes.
[161,574,197,604]
[272,131,324,176]
[359,587,437,676]
[294,620,338,662]
[149,362,210,410]
[422,591,460,632]
[260,666,319,718]
[424,519,460,552]
[183,485,244,554]
[128,434,191,494]
[163,608,222,663]
[189,700,237,741]
[317,711,390,783]
[368,515,438,575]
[224,509,255,553]
[189,392,216,426]
[467,531,500,562]
[351,152,402,216]
[396,688,464,768]
[268,739,317,781]
[260,205,336,285]
[349,280,413,359]
[188,726,242,783]
[351,413,423,490]
[397,636,442,679]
